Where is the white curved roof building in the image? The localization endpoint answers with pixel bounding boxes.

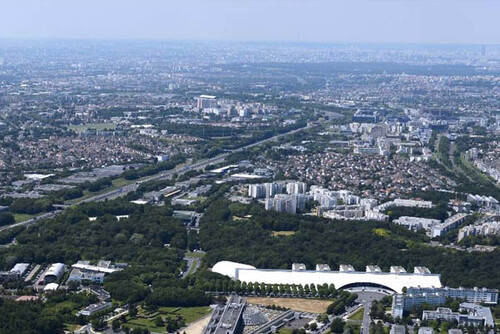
[212,261,256,278]
[44,263,65,282]
[212,261,442,293]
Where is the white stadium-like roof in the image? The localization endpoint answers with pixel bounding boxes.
[212,261,256,278]
[212,261,441,293]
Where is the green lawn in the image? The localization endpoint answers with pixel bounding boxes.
[112,178,132,188]
[126,306,212,333]
[127,317,165,333]
[13,213,36,222]
[68,123,117,133]
[348,307,364,321]
[159,306,212,323]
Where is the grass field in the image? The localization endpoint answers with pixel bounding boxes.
[127,317,165,333]
[112,178,131,188]
[271,231,296,237]
[127,306,212,333]
[348,307,364,321]
[246,297,331,313]
[13,213,36,222]
[160,306,212,323]
[68,122,117,133]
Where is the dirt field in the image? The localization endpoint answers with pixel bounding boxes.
[246,297,331,313]
[183,313,212,334]
[271,231,296,237]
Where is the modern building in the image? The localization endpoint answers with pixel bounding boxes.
[203,294,246,334]
[392,287,498,318]
[212,261,441,293]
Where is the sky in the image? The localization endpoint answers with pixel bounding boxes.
[0,0,499,44]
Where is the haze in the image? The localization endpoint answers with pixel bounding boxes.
[0,0,499,45]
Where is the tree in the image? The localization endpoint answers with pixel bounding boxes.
[331,318,345,334]
[129,305,138,317]
[154,316,165,327]
[91,318,106,331]
[112,319,121,332]
[0,212,15,227]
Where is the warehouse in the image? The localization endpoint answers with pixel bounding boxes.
[44,263,66,284]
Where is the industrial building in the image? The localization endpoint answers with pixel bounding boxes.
[212,261,441,293]
[0,263,30,283]
[44,263,66,284]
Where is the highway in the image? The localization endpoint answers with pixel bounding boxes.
[0,122,316,233]
[0,211,61,233]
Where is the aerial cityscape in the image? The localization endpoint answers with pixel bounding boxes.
[0,1,499,334]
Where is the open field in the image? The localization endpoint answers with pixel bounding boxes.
[127,317,165,333]
[13,213,36,222]
[160,306,212,324]
[246,297,331,313]
[127,306,212,333]
[348,307,364,321]
[68,122,117,133]
[272,231,296,237]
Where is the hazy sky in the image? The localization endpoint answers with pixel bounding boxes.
[1,0,499,44]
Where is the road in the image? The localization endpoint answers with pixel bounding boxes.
[0,211,61,233]
[351,289,389,334]
[182,255,201,279]
[0,122,316,234]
